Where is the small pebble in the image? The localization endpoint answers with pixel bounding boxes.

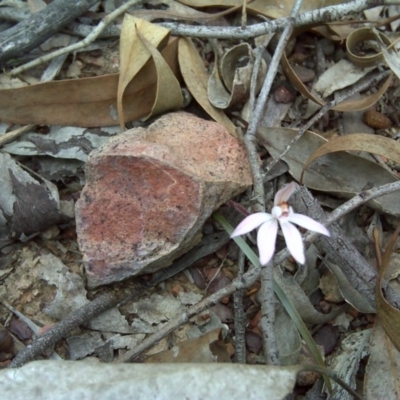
[274,83,296,104]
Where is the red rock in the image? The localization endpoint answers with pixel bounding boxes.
[76,112,252,287]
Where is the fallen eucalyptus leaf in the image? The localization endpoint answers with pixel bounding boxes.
[0,38,180,127]
[208,43,266,109]
[274,266,342,324]
[324,260,376,313]
[118,16,182,128]
[257,127,400,216]
[282,44,392,112]
[301,133,400,184]
[178,37,237,137]
[275,306,301,366]
[313,59,374,98]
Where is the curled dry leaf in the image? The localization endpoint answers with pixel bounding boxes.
[346,27,393,68]
[178,37,237,137]
[301,133,400,183]
[118,15,182,129]
[208,43,266,109]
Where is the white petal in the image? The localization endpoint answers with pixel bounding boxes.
[288,213,330,236]
[280,221,305,264]
[257,219,278,265]
[274,182,297,205]
[230,213,273,238]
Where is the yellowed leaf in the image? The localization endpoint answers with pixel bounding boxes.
[118,15,170,129]
[301,133,400,182]
[178,37,237,137]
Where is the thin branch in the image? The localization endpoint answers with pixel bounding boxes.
[0,0,98,65]
[9,291,122,368]
[245,19,296,212]
[9,0,145,76]
[245,0,303,366]
[233,250,247,363]
[160,0,400,39]
[259,262,279,364]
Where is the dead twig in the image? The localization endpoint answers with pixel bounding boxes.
[160,0,400,39]
[8,291,122,368]
[0,0,99,66]
[9,0,145,77]
[245,0,303,366]
[0,125,34,147]
[233,250,247,363]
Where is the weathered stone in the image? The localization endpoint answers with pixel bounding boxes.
[76,112,252,287]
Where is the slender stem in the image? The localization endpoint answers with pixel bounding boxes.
[233,250,247,363]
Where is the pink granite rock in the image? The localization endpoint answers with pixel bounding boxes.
[76,112,252,287]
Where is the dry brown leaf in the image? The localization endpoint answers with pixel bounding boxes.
[208,43,265,109]
[132,1,242,22]
[178,37,237,137]
[282,49,392,112]
[300,133,400,182]
[176,0,339,19]
[346,27,393,68]
[375,225,400,352]
[0,38,180,127]
[135,30,183,120]
[118,15,171,129]
[257,127,400,215]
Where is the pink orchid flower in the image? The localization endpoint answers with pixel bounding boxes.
[231,182,330,265]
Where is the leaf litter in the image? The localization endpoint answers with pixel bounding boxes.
[0,1,400,399]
